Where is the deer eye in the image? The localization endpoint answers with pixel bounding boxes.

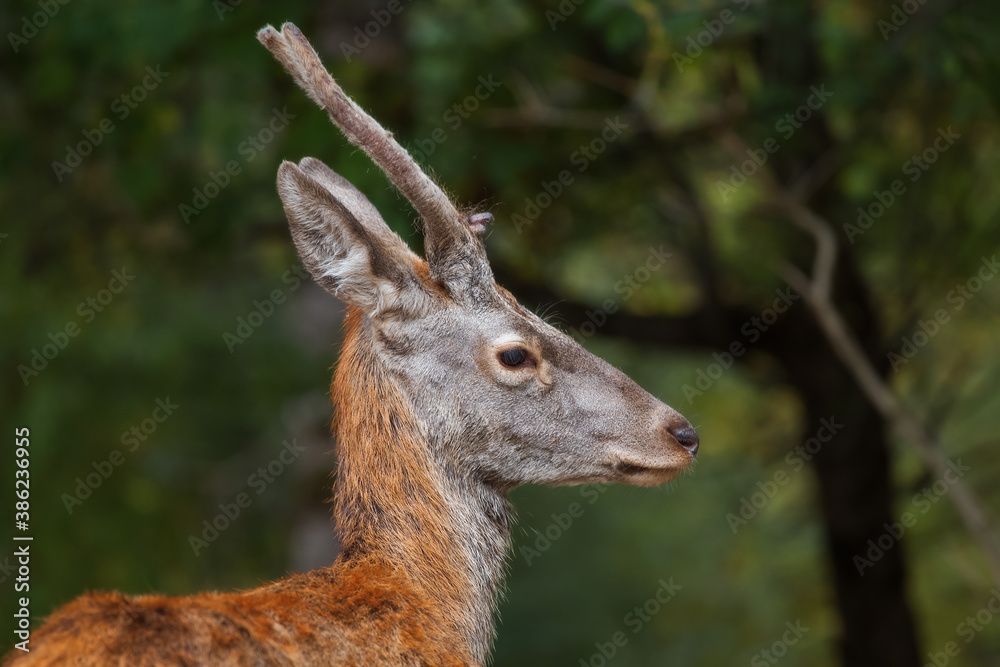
[498,347,530,368]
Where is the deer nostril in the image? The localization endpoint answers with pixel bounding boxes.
[668,426,700,457]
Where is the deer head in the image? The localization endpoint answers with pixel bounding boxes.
[258,23,698,494]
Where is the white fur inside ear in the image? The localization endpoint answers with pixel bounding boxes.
[276,159,426,316]
[313,244,380,309]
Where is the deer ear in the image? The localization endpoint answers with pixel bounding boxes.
[276,158,429,316]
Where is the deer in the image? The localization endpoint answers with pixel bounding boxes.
[5,23,699,667]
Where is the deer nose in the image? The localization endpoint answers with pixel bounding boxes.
[668,425,699,457]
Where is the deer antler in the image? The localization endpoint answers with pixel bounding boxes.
[257,23,469,268]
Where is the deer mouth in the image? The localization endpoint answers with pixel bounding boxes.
[615,461,652,475]
[612,460,685,487]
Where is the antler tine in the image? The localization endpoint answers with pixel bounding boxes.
[257,23,465,254]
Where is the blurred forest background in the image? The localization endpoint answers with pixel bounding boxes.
[3,0,1000,665]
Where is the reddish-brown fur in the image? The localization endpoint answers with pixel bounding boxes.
[5,307,478,666]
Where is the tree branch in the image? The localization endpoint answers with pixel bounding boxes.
[719,134,1000,587]
[494,269,752,351]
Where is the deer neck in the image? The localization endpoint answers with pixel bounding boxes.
[331,308,511,663]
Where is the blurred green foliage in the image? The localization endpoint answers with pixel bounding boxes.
[2,0,1000,665]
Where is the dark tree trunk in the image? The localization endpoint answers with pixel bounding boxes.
[805,390,921,666]
[752,1,923,663]
[765,268,921,666]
